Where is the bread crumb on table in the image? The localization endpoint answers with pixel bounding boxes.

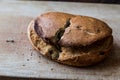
[6,40,15,43]
[51,68,53,71]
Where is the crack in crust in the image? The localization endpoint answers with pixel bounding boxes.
[34,18,71,59]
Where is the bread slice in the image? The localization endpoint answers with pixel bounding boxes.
[27,20,113,67]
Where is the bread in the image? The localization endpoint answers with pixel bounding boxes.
[27,12,113,67]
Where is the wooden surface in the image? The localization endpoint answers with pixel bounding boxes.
[0,1,120,80]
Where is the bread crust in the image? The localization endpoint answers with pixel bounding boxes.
[34,12,75,45]
[27,20,113,67]
[59,16,112,46]
[34,12,112,46]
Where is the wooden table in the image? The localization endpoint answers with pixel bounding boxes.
[0,1,120,80]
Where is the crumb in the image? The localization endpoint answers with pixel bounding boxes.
[21,32,24,34]
[22,54,24,56]
[27,59,29,61]
[6,40,15,43]
[39,56,41,58]
[29,48,32,51]
[51,68,53,71]
[38,61,41,63]
[31,52,33,56]
[22,64,25,66]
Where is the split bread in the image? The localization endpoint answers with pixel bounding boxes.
[27,12,113,66]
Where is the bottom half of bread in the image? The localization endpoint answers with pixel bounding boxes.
[28,21,113,67]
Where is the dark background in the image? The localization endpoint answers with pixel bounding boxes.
[37,0,120,4]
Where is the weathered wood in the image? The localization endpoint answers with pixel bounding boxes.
[0,1,120,80]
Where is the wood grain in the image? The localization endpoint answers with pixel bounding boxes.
[0,1,120,80]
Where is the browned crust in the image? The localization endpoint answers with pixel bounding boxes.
[35,12,112,46]
[27,21,113,67]
[59,15,112,46]
[35,12,75,44]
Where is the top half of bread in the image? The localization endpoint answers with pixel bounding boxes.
[34,12,112,47]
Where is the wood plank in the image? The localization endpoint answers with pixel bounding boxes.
[0,1,120,80]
